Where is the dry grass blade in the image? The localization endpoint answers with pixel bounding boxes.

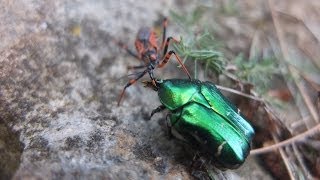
[251,123,320,155]
[292,144,314,179]
[215,85,264,102]
[268,0,319,124]
[271,134,295,180]
[267,3,320,178]
[276,10,320,70]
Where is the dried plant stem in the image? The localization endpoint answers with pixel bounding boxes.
[216,85,264,102]
[271,134,296,180]
[250,123,320,155]
[292,144,314,179]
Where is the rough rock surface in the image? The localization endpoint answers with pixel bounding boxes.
[0,0,271,179]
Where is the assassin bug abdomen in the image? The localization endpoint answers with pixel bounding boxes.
[135,27,158,58]
[116,18,192,106]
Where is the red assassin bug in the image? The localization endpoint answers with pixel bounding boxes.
[117,18,192,106]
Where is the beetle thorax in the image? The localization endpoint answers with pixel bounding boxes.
[158,79,201,110]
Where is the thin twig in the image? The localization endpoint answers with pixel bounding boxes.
[216,85,264,102]
[295,65,320,91]
[250,123,320,155]
[276,10,320,43]
[248,29,260,61]
[292,143,314,179]
[271,134,296,180]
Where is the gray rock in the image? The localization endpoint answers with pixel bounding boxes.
[0,0,270,179]
[0,0,193,179]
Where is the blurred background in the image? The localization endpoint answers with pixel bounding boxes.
[0,0,319,179]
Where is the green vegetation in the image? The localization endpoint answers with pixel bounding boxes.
[171,8,281,95]
[234,54,279,94]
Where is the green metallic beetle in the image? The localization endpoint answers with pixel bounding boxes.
[145,79,255,169]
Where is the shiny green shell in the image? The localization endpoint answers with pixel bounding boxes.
[157,79,255,169]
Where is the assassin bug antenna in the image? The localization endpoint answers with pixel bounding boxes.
[117,18,191,106]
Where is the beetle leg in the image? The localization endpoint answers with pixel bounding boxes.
[190,153,207,172]
[117,69,148,106]
[158,50,192,80]
[165,113,173,139]
[150,105,166,119]
[191,152,201,167]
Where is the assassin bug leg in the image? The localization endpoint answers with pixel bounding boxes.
[158,50,192,79]
[147,71,157,87]
[127,65,146,70]
[160,35,191,79]
[161,17,168,50]
[117,70,148,106]
[115,40,141,60]
[162,36,180,57]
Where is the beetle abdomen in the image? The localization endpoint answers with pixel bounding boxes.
[171,102,251,168]
[201,82,255,143]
